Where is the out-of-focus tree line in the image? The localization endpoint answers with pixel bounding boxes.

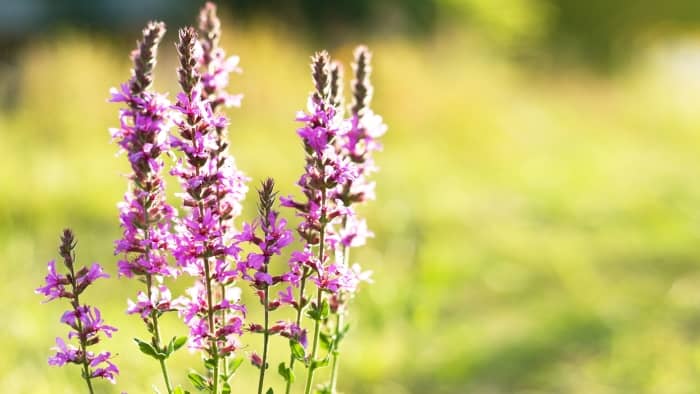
[3,0,700,68]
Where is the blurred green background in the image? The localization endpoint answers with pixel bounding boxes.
[5,0,700,393]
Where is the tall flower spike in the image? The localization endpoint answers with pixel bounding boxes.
[130,21,166,95]
[197,1,243,110]
[350,46,373,116]
[324,45,385,394]
[177,27,200,96]
[109,20,177,394]
[329,61,344,111]
[311,51,331,104]
[37,229,119,392]
[171,25,247,394]
[235,178,295,394]
[198,2,221,52]
[280,51,360,394]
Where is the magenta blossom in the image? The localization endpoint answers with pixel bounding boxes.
[37,229,119,388]
[171,27,248,394]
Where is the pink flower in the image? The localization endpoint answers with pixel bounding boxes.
[48,338,80,366]
[126,285,173,320]
[38,229,119,384]
[35,260,69,301]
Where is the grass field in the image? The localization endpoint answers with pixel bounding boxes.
[3,21,700,393]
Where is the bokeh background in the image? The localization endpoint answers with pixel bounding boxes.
[4,0,700,393]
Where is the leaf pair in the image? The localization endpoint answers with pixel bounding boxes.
[134,336,187,361]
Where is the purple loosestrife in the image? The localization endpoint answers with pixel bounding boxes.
[171,26,248,393]
[235,178,297,394]
[36,229,119,392]
[280,51,360,394]
[197,2,243,112]
[324,45,385,394]
[109,21,180,393]
[195,3,250,382]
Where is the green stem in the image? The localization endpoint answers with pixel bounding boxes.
[303,289,324,394]
[146,275,174,393]
[257,284,271,394]
[304,186,328,394]
[285,267,310,394]
[81,362,95,394]
[70,266,95,394]
[143,194,174,394]
[203,257,220,394]
[328,240,349,393]
[220,283,229,380]
[328,312,343,393]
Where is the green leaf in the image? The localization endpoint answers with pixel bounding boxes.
[173,387,191,394]
[310,357,330,371]
[338,323,350,340]
[187,371,208,391]
[134,338,162,360]
[229,356,244,375]
[319,300,330,320]
[172,336,188,352]
[204,358,217,371]
[319,332,333,351]
[266,388,274,394]
[290,340,306,362]
[278,362,296,383]
[306,308,319,320]
[222,382,231,394]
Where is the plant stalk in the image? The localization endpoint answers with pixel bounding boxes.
[257,283,271,394]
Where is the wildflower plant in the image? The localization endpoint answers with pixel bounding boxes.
[171,25,248,393]
[322,45,385,394]
[37,3,385,393]
[235,178,298,394]
[109,20,183,394]
[36,230,119,392]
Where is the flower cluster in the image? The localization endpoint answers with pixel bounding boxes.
[235,179,299,392]
[39,5,384,394]
[170,24,248,391]
[279,47,384,394]
[110,20,181,393]
[281,52,361,296]
[110,20,176,289]
[317,45,385,394]
[329,45,385,308]
[237,179,294,289]
[36,229,119,388]
[197,2,243,111]
[277,51,363,394]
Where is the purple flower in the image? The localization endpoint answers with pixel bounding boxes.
[171,26,248,369]
[78,264,110,288]
[197,2,243,111]
[110,21,176,285]
[236,179,293,290]
[278,286,296,307]
[250,352,263,369]
[37,229,119,386]
[328,46,385,304]
[282,54,358,286]
[109,21,179,392]
[36,260,70,301]
[62,306,117,340]
[270,321,308,349]
[89,352,119,384]
[175,281,245,354]
[126,285,173,320]
[48,338,80,367]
